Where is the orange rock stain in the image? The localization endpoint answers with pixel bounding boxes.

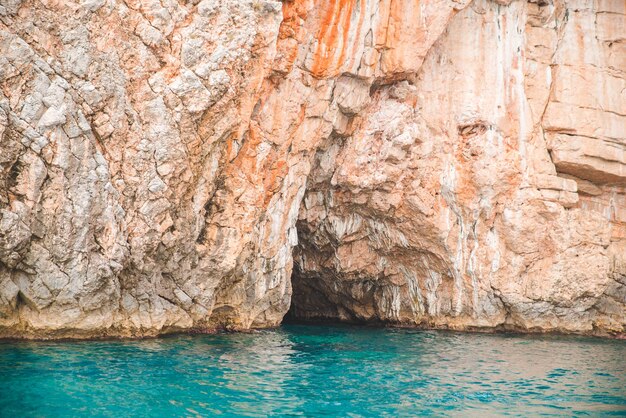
[276,0,309,73]
[310,0,358,78]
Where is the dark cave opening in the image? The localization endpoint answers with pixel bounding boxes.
[283,264,331,324]
[284,261,350,325]
[283,259,379,326]
[283,205,379,326]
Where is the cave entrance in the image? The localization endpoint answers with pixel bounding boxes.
[283,244,374,326]
[283,265,340,324]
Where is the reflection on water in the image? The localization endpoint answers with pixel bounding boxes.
[0,325,625,416]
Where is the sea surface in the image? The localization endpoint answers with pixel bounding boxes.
[0,324,625,417]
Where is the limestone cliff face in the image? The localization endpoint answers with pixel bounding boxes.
[0,0,624,339]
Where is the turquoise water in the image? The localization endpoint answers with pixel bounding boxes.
[0,325,625,417]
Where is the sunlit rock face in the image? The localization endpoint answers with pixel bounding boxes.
[291,0,626,335]
[0,0,624,338]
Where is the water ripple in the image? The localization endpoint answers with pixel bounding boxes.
[0,325,625,417]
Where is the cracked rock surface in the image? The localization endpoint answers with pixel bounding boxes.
[0,0,624,338]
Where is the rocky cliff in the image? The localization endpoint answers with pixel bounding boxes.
[0,0,624,339]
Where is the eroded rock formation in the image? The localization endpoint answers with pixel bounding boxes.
[0,0,624,338]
